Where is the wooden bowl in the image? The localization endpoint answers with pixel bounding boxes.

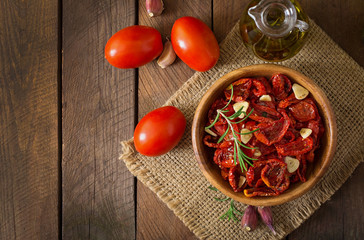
[192,64,337,206]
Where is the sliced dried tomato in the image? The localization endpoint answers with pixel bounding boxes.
[271,74,292,100]
[251,101,281,118]
[252,78,267,97]
[255,141,276,156]
[244,187,278,197]
[221,167,229,180]
[257,76,272,94]
[261,159,290,193]
[224,78,252,102]
[228,165,246,192]
[204,135,234,148]
[253,115,290,146]
[275,137,314,156]
[248,114,275,123]
[297,155,307,182]
[246,160,267,187]
[213,146,235,168]
[289,100,316,122]
[278,93,300,108]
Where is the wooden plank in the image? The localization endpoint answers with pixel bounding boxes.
[62,0,136,239]
[136,0,210,239]
[0,0,59,239]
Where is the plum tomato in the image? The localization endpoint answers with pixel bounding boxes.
[171,16,220,72]
[105,25,163,69]
[134,106,186,156]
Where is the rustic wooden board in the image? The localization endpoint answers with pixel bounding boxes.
[0,0,59,239]
[62,0,136,239]
[136,0,210,239]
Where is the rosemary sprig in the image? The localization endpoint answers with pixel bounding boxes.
[205,84,259,173]
[208,186,243,222]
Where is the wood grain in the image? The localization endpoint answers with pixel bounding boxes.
[0,0,59,239]
[136,0,210,239]
[62,0,136,239]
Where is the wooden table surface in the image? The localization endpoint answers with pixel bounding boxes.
[1,0,363,239]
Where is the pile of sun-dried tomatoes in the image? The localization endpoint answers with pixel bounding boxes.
[204,74,324,197]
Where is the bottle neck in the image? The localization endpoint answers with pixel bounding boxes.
[248,0,297,38]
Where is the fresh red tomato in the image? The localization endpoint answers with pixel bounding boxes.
[171,16,220,72]
[134,106,186,156]
[105,25,163,69]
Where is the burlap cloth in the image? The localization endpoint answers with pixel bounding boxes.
[120,21,364,239]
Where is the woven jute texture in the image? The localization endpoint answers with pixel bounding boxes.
[120,21,364,239]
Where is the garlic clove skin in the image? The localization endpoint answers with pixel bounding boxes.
[233,101,249,118]
[241,205,258,232]
[146,0,164,17]
[292,83,309,100]
[157,39,176,68]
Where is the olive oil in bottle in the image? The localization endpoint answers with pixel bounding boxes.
[239,0,309,61]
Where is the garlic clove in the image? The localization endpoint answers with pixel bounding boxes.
[241,206,258,232]
[253,149,262,157]
[238,176,246,188]
[284,156,300,173]
[300,128,312,139]
[157,39,176,68]
[233,101,249,118]
[146,0,164,17]
[240,128,252,144]
[257,207,276,235]
[205,128,217,137]
[292,83,309,100]
[259,94,272,102]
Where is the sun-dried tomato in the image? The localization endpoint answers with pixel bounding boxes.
[246,161,267,187]
[244,187,278,197]
[221,167,229,180]
[271,74,292,100]
[278,93,300,108]
[275,137,314,156]
[289,100,316,122]
[297,155,307,182]
[251,101,281,118]
[252,78,267,97]
[224,78,252,102]
[257,76,272,94]
[253,114,290,146]
[261,159,290,193]
[213,146,235,168]
[208,98,235,126]
[229,165,246,192]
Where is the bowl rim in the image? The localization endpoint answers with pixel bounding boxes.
[191,64,337,206]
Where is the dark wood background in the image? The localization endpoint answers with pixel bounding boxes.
[0,0,363,239]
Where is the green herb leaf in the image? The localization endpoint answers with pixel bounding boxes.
[205,112,220,130]
[217,125,229,143]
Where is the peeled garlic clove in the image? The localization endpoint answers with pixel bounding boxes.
[300,128,312,139]
[292,83,309,100]
[259,95,272,102]
[253,149,262,157]
[146,0,164,17]
[238,176,246,188]
[284,156,300,173]
[205,128,217,137]
[241,205,258,232]
[157,39,176,68]
[240,128,252,144]
[233,101,249,118]
[257,207,276,235]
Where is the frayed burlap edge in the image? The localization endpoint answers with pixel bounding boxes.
[120,19,364,239]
